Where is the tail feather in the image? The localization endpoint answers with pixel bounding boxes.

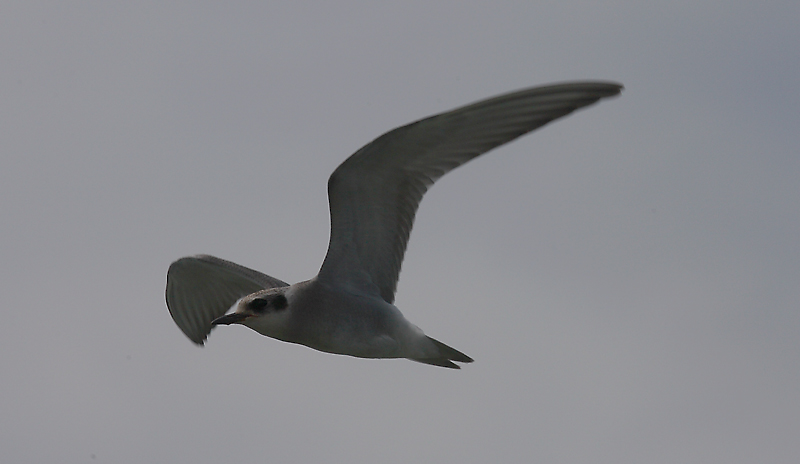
[411,337,474,369]
[412,357,461,369]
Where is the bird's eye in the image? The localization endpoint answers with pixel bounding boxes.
[249,298,269,313]
[273,295,288,310]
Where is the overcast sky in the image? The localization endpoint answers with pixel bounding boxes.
[2,1,799,463]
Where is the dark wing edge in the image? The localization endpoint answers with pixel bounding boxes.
[165,254,289,345]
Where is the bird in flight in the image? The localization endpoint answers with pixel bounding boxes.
[166,81,623,368]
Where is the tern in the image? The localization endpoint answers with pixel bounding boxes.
[166,81,622,368]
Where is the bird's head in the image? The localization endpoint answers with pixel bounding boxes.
[211,287,291,337]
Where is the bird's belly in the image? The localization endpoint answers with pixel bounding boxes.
[313,332,402,359]
[298,301,413,359]
[297,313,406,359]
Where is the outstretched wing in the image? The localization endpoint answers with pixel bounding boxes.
[166,254,289,344]
[319,82,622,303]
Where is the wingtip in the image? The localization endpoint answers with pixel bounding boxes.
[185,331,208,346]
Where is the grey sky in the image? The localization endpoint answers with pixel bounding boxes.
[2,1,798,462]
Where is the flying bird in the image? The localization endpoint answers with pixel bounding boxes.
[166,81,623,368]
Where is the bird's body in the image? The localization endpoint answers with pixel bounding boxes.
[166,81,622,368]
[244,279,418,360]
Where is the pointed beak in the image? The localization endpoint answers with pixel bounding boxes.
[211,312,251,326]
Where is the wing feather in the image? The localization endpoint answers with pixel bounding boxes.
[319,82,622,303]
[165,254,289,344]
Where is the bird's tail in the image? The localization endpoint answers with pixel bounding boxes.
[411,337,474,369]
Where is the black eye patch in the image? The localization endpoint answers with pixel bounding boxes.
[248,298,270,313]
[273,294,288,310]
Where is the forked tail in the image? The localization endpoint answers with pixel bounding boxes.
[411,337,474,369]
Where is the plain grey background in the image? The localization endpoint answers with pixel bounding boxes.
[2,1,798,463]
